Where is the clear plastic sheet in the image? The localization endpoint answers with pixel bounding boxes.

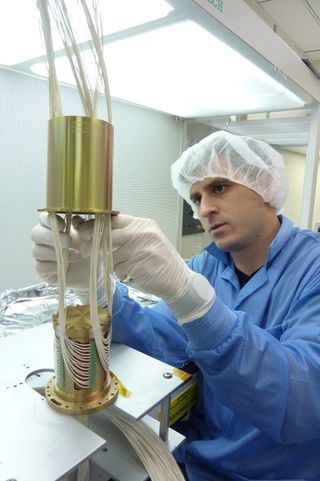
[0,282,158,338]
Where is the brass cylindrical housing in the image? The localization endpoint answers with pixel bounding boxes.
[45,116,113,213]
[52,304,111,340]
[46,305,118,415]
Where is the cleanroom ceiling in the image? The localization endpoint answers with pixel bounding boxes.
[0,0,318,119]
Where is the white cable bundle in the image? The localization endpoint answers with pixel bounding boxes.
[89,214,112,372]
[76,415,90,481]
[37,0,112,381]
[37,0,63,118]
[37,4,112,481]
[105,409,186,481]
[102,214,114,317]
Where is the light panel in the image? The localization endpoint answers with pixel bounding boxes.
[0,0,173,65]
[0,1,42,65]
[31,20,305,118]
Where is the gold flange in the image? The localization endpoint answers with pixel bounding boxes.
[38,207,118,214]
[45,373,118,415]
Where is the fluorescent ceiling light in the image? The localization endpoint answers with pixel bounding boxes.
[99,0,173,36]
[0,0,173,66]
[31,20,305,118]
[0,1,42,65]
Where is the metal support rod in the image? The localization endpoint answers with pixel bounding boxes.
[299,102,320,229]
[159,396,171,442]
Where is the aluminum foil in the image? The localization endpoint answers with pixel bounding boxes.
[0,283,80,338]
[126,284,159,306]
[0,282,158,338]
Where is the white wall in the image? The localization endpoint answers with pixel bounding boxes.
[280,148,320,230]
[0,68,182,291]
[280,148,306,225]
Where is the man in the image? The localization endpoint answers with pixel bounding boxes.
[32,131,320,481]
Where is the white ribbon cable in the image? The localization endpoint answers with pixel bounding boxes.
[55,334,100,390]
[65,338,91,388]
[105,409,186,481]
[50,214,93,388]
[103,327,111,372]
[50,212,111,386]
[37,0,63,118]
[76,416,90,481]
[77,0,103,118]
[48,0,94,117]
[100,214,114,370]
[50,215,77,382]
[49,213,71,377]
[76,461,89,481]
[79,0,112,122]
[54,334,63,385]
[90,214,109,372]
[102,213,114,317]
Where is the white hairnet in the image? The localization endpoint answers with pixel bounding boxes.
[171,130,288,218]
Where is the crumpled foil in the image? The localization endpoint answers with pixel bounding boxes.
[0,283,80,338]
[0,282,159,338]
[126,285,159,306]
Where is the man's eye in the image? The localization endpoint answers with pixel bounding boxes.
[214,184,227,193]
[193,197,201,206]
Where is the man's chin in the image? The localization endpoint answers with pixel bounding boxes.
[214,242,230,252]
[212,236,235,252]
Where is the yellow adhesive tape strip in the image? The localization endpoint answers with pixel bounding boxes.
[172,367,192,382]
[111,372,132,398]
[157,381,198,426]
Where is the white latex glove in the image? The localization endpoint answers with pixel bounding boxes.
[112,215,215,323]
[31,212,104,303]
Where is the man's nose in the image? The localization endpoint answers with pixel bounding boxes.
[199,193,218,218]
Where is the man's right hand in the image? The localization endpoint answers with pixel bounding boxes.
[31,212,94,292]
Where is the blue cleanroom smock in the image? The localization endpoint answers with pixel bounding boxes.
[111,216,320,481]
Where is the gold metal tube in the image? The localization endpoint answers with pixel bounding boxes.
[44,116,113,213]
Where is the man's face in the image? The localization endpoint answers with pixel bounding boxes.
[190,177,275,254]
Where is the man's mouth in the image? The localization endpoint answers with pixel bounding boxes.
[209,223,227,234]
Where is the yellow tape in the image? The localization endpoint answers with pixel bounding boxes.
[111,373,132,398]
[157,381,198,426]
[172,367,192,382]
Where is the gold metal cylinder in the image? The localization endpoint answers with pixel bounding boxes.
[44,116,113,213]
[46,305,118,415]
